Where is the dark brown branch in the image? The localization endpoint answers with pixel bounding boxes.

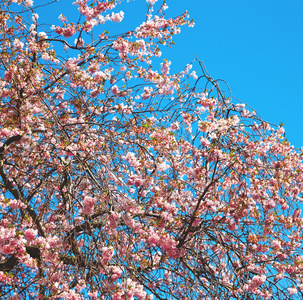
[177,161,236,248]
[0,246,40,272]
[0,255,18,272]
[0,135,45,237]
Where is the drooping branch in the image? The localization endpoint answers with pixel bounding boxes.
[0,135,46,238]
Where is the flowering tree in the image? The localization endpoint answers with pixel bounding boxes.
[1,0,303,299]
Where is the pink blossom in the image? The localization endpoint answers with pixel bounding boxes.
[0,271,12,284]
[62,26,76,38]
[24,0,33,6]
[42,52,50,60]
[47,236,60,248]
[141,87,153,99]
[293,208,301,221]
[38,31,48,40]
[55,26,63,35]
[170,122,179,131]
[127,174,144,187]
[24,229,38,242]
[190,71,198,79]
[247,275,266,291]
[88,291,98,298]
[2,0,303,298]
[58,13,67,22]
[110,266,122,281]
[83,22,93,33]
[74,37,84,47]
[109,11,124,23]
[13,39,24,50]
[82,195,95,215]
[111,85,119,95]
[112,293,122,300]
[4,66,17,81]
[123,152,140,168]
[272,239,282,249]
[9,200,25,209]
[146,0,158,5]
[288,287,297,295]
[275,273,284,280]
[101,246,114,263]
[65,58,79,71]
[161,61,171,75]
[200,137,210,147]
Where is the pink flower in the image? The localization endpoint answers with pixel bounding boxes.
[83,22,93,33]
[247,275,266,291]
[24,0,33,6]
[170,122,179,131]
[110,266,122,281]
[200,137,210,147]
[160,61,171,75]
[293,208,301,221]
[272,239,282,249]
[62,26,76,38]
[109,11,124,23]
[141,87,153,99]
[0,271,12,284]
[4,66,17,81]
[111,85,119,95]
[88,291,98,298]
[123,152,140,168]
[65,58,79,71]
[47,236,60,248]
[24,229,38,242]
[42,52,50,60]
[101,246,114,264]
[288,287,297,295]
[74,37,85,47]
[112,293,122,300]
[55,26,63,35]
[275,273,284,280]
[127,174,144,187]
[13,39,24,50]
[82,195,95,215]
[9,200,25,209]
[146,0,158,4]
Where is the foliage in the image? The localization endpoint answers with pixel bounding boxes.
[1,0,303,299]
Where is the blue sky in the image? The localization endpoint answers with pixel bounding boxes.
[155,0,303,148]
[39,0,303,147]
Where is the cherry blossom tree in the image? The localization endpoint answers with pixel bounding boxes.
[1,0,303,299]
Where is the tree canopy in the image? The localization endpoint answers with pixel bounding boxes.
[1,0,303,299]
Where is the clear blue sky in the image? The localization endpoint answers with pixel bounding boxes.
[39,0,303,148]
